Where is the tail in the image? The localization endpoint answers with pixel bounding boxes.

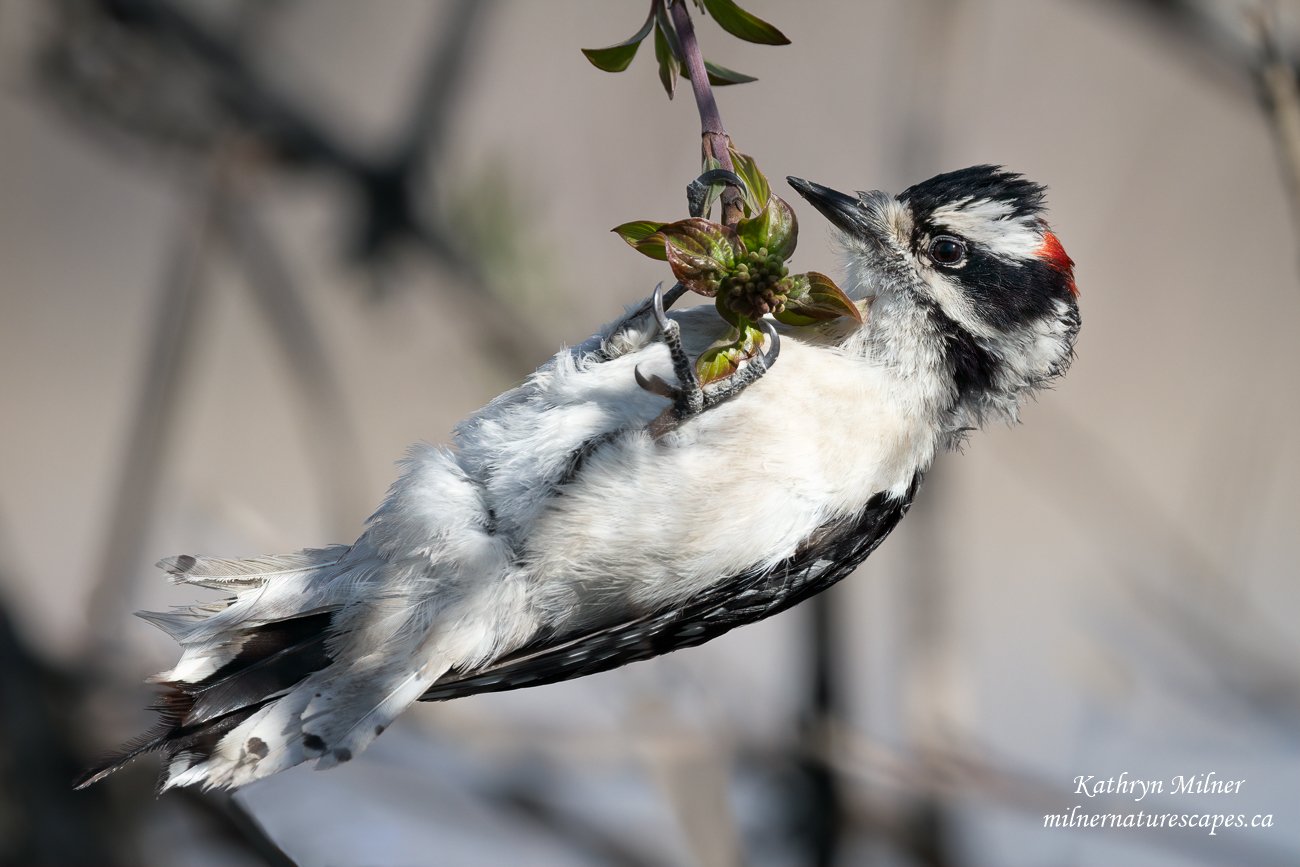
[75,546,454,792]
[78,444,511,792]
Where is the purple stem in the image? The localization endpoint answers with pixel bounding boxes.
[667,0,744,226]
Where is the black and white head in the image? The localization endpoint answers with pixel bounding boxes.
[788,166,1080,436]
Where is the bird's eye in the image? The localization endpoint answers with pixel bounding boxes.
[928,236,966,266]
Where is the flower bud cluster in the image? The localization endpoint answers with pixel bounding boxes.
[721,247,790,319]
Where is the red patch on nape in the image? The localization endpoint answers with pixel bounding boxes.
[1038,231,1078,297]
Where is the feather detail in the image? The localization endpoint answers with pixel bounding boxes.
[74,610,335,791]
[303,658,451,773]
[78,277,978,793]
[158,545,350,589]
[87,444,516,791]
[80,548,357,789]
[135,608,213,641]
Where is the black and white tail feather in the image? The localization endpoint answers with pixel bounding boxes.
[77,550,345,790]
[78,166,1079,792]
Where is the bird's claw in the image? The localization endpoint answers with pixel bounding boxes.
[687,169,748,218]
[635,285,781,436]
[633,366,676,400]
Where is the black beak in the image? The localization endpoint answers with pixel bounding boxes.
[787,177,872,236]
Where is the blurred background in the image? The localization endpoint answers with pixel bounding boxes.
[3,0,1300,864]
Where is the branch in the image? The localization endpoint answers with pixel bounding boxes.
[83,161,224,666]
[395,0,494,174]
[42,0,552,374]
[667,0,745,226]
[1252,7,1300,247]
[219,186,369,538]
[178,792,298,867]
[480,785,670,867]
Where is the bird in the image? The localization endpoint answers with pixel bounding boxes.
[77,164,1079,792]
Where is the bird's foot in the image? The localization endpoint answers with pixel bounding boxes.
[597,282,687,362]
[635,284,780,437]
[687,169,747,218]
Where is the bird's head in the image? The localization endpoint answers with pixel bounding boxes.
[788,166,1080,431]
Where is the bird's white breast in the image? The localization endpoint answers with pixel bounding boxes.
[452,305,939,630]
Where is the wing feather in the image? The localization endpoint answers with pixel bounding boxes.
[420,474,921,702]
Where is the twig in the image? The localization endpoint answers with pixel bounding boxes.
[633,701,743,867]
[481,785,670,867]
[42,0,551,374]
[799,597,844,867]
[219,185,368,538]
[81,0,369,174]
[83,160,224,666]
[393,0,494,175]
[667,0,745,226]
[1252,5,1300,246]
[0,592,120,866]
[179,792,299,867]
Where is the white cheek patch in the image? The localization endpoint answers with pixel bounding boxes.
[930,197,1042,261]
[919,268,1000,339]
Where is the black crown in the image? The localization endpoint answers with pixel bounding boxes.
[899,165,1047,222]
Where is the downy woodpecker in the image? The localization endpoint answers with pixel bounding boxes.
[78,165,1079,791]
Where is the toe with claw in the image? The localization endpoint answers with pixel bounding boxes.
[687,169,748,219]
[597,282,687,361]
[635,284,781,436]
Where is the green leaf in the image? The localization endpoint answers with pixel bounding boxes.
[612,220,669,260]
[728,149,770,217]
[581,11,656,72]
[655,2,686,63]
[695,343,740,385]
[704,60,757,85]
[657,218,741,295]
[735,193,798,262]
[613,220,667,244]
[694,322,764,385]
[699,0,791,45]
[654,14,678,98]
[774,272,863,326]
[807,271,862,322]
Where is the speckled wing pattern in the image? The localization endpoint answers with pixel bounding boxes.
[420,473,922,702]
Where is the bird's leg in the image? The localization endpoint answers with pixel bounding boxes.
[635,285,781,436]
[594,282,687,362]
[698,318,781,405]
[631,289,686,405]
[649,284,703,417]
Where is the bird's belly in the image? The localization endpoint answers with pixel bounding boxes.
[517,339,934,625]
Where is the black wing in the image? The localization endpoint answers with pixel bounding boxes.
[420,473,921,702]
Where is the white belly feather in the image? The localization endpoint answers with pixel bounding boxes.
[451,305,938,630]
